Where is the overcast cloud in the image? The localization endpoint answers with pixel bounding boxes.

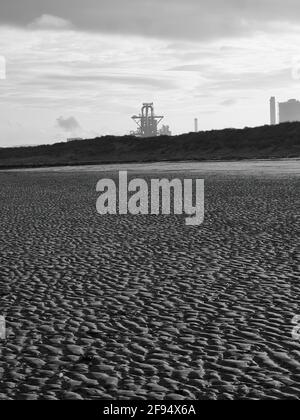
[0,1,300,146]
[1,0,300,40]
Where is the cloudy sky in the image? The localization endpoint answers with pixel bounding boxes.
[1,0,300,146]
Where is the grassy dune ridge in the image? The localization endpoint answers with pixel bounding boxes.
[0,122,300,169]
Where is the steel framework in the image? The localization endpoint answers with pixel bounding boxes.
[132,103,164,137]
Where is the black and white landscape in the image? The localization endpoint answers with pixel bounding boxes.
[0,0,299,402]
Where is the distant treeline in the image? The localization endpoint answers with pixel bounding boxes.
[0,122,299,169]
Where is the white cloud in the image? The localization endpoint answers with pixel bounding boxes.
[221,99,237,107]
[0,54,6,79]
[29,14,72,30]
[0,22,300,146]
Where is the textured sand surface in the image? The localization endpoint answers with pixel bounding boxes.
[0,169,299,400]
[7,158,300,176]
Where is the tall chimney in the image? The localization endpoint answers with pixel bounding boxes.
[194,118,198,132]
[270,97,276,125]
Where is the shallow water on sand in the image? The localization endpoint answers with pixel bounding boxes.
[6,159,300,176]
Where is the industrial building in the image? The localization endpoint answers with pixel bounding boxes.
[159,125,172,136]
[270,97,300,124]
[131,103,164,137]
[279,99,300,123]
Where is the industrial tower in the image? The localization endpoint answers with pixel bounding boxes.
[132,103,164,137]
[270,97,276,125]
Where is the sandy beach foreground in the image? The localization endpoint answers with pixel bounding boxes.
[0,164,299,400]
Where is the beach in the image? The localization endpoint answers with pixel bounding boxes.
[0,161,299,400]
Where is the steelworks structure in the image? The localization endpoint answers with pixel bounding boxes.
[132,103,164,137]
[270,97,276,125]
[279,99,300,123]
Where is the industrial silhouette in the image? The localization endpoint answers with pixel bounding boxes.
[279,99,300,123]
[132,103,164,137]
[270,97,300,124]
[159,125,172,136]
[270,97,276,125]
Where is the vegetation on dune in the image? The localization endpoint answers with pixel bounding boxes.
[0,122,299,169]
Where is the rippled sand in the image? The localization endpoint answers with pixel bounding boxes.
[0,168,299,400]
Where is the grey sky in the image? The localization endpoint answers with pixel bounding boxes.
[1,0,300,40]
[0,0,300,146]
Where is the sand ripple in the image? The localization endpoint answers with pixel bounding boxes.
[0,171,299,400]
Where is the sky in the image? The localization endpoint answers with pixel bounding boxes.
[1,0,300,146]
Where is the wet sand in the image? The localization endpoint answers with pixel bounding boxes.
[7,158,300,176]
[0,166,299,400]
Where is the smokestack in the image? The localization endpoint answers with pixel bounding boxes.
[194,118,198,132]
[270,97,276,125]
